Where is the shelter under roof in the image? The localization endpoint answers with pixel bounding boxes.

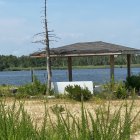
[30,41,140,81]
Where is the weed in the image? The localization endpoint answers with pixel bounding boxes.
[50,104,65,114]
[17,76,46,96]
[115,82,128,99]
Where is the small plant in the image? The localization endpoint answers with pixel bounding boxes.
[94,91,116,100]
[17,76,46,96]
[130,88,137,98]
[50,104,65,114]
[125,74,140,92]
[15,93,30,99]
[55,94,67,99]
[103,78,117,94]
[115,83,128,99]
[102,81,129,100]
[49,89,55,96]
[65,85,92,101]
[0,85,13,97]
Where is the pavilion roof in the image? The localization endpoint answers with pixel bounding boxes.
[30,41,140,57]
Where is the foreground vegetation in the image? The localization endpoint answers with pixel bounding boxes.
[0,98,140,140]
[1,73,140,139]
[1,74,140,139]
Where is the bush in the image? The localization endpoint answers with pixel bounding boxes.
[115,83,128,99]
[65,85,92,101]
[125,75,140,92]
[100,82,128,100]
[0,85,14,97]
[17,76,46,96]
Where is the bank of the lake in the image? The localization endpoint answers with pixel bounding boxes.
[4,64,140,71]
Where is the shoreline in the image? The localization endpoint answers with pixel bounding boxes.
[2,64,140,71]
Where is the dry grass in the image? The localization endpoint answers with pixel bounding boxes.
[3,97,140,140]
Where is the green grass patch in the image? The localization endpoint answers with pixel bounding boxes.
[0,99,139,140]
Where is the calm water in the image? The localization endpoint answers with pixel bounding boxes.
[0,68,140,85]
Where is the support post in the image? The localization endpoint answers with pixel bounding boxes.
[110,55,115,80]
[68,56,72,81]
[31,68,34,83]
[127,54,131,78]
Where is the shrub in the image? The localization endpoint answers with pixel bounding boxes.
[103,77,116,93]
[101,81,130,99]
[125,75,140,92]
[115,83,128,99]
[0,85,13,97]
[17,76,46,96]
[65,85,92,101]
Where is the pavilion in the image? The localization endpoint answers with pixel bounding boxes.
[30,41,140,81]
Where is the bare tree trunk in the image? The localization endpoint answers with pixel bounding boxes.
[44,0,51,94]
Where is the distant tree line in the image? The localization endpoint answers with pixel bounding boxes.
[0,54,140,71]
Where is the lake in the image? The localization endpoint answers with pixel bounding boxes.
[0,68,140,85]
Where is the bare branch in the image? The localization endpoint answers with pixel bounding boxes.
[32,40,45,45]
[33,32,45,37]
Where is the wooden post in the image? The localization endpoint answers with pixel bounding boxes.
[127,54,131,78]
[68,56,72,81]
[110,55,115,80]
[31,68,34,83]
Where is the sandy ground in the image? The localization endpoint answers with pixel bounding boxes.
[3,98,140,140]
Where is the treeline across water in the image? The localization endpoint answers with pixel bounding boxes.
[0,54,140,71]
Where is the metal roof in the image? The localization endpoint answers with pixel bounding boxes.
[30,41,140,57]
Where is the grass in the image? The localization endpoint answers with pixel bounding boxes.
[0,85,18,97]
[0,98,140,140]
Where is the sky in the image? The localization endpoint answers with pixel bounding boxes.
[0,0,140,56]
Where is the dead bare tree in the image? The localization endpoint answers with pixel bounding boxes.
[33,0,52,95]
[44,0,52,94]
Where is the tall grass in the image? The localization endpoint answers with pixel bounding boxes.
[0,99,139,140]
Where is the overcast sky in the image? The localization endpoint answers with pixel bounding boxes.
[0,0,140,56]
